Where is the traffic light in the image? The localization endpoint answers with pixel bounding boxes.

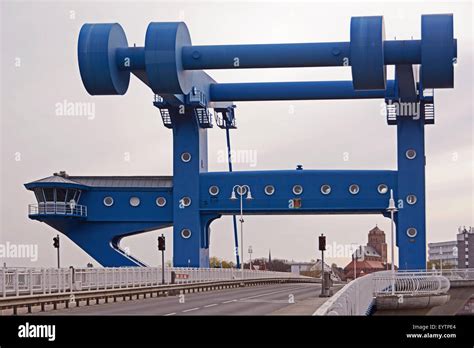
[158,235,165,251]
[318,234,326,251]
[53,236,60,249]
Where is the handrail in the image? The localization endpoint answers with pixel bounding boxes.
[28,203,87,217]
[314,270,452,316]
[0,267,308,297]
[438,269,474,280]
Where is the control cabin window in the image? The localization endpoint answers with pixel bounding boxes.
[34,188,81,204]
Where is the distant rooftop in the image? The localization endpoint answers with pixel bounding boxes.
[26,171,173,188]
[428,240,457,247]
[353,245,381,258]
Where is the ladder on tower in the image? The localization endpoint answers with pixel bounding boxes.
[385,99,398,125]
[422,89,435,125]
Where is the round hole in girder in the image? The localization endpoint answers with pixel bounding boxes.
[406,227,418,238]
[406,194,417,205]
[181,197,192,207]
[292,185,303,195]
[349,184,360,195]
[103,196,114,207]
[264,185,275,196]
[377,184,388,194]
[129,197,140,207]
[181,152,192,163]
[209,186,219,196]
[321,184,331,195]
[156,197,167,207]
[406,149,417,160]
[181,229,192,239]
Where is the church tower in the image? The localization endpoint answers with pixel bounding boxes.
[368,226,388,263]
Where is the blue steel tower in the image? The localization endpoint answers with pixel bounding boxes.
[25,15,456,269]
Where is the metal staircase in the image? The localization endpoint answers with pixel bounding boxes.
[385,99,398,125]
[215,106,237,129]
[422,102,435,124]
[194,108,213,128]
[187,88,213,128]
[153,95,173,128]
[421,89,435,124]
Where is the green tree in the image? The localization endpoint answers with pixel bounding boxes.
[209,256,221,268]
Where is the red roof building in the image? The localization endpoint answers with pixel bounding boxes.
[343,226,393,280]
[344,260,386,279]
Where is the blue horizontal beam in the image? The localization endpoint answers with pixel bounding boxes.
[182,42,351,69]
[116,40,424,71]
[182,40,422,70]
[199,170,398,215]
[209,80,395,102]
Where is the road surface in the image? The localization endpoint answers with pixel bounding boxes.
[34,283,327,315]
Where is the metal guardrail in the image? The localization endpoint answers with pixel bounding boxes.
[0,267,305,297]
[314,270,451,316]
[0,276,316,315]
[28,203,87,217]
[438,269,474,281]
[374,271,450,296]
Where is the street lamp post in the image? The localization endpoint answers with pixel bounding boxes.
[353,249,357,280]
[248,245,253,271]
[386,189,398,296]
[439,246,443,274]
[230,185,253,281]
[349,243,361,280]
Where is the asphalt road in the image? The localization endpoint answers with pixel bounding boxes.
[35,283,324,316]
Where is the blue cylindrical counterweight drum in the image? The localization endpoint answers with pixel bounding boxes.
[78,23,130,95]
[350,16,386,90]
[421,14,455,88]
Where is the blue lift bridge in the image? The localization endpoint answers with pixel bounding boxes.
[25,15,457,269]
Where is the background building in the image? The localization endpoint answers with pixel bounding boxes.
[457,226,473,269]
[367,226,388,263]
[428,241,458,268]
[290,262,314,274]
[343,226,392,280]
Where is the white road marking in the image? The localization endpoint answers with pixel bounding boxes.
[164,312,176,316]
[182,307,200,313]
[238,299,292,304]
[204,303,218,308]
[239,286,307,301]
[222,299,237,304]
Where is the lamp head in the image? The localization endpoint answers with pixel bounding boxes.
[246,190,253,200]
[387,189,397,211]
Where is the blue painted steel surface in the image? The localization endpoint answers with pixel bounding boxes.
[78,23,130,95]
[396,119,426,270]
[421,14,455,88]
[145,22,194,95]
[118,40,441,71]
[200,170,397,214]
[209,80,396,101]
[350,16,386,90]
[27,15,456,269]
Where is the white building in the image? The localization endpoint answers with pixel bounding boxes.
[290,262,314,274]
[428,241,458,267]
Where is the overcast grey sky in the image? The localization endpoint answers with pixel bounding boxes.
[0,0,472,269]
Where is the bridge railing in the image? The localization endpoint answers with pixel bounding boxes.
[0,267,304,297]
[28,203,87,217]
[438,268,474,281]
[373,271,450,296]
[314,270,450,316]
